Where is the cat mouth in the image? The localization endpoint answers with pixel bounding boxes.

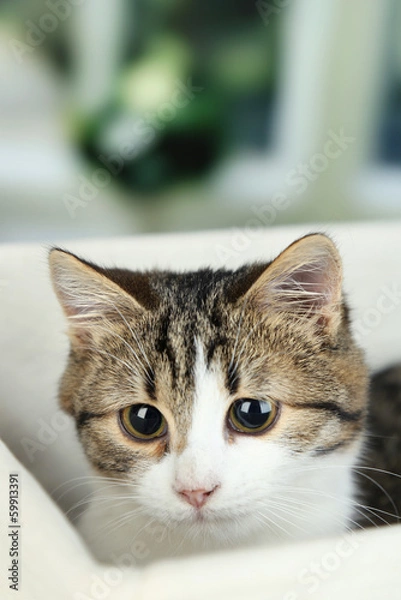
[187,507,239,526]
[192,511,210,523]
[163,507,232,527]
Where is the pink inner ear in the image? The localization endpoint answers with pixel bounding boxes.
[271,260,336,314]
[63,297,110,320]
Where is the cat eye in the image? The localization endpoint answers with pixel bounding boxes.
[228,399,278,434]
[120,404,167,440]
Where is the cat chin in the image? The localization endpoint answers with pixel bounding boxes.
[144,506,271,551]
[79,490,351,565]
[141,499,263,533]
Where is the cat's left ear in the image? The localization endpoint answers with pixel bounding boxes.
[245,234,343,336]
[49,249,146,344]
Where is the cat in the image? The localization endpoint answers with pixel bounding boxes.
[356,364,401,528]
[49,232,398,566]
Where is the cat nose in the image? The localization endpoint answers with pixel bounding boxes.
[178,486,218,509]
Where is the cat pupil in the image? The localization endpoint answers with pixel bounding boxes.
[234,399,272,428]
[129,405,162,435]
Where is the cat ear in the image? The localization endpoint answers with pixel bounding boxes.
[245,234,343,334]
[49,249,145,344]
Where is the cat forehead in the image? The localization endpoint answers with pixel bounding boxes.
[91,265,270,393]
[101,263,269,312]
[92,263,309,407]
[139,310,240,418]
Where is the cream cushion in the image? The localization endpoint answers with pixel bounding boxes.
[1,222,401,599]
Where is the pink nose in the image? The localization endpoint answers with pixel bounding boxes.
[178,486,218,509]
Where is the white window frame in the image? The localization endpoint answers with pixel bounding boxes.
[213,0,400,219]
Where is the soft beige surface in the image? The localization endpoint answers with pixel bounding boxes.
[1,222,401,599]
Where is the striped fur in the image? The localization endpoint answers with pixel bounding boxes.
[49,234,369,563]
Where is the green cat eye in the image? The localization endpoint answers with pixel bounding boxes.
[228,399,278,434]
[120,404,167,440]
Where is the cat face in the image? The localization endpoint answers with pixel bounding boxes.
[50,234,368,544]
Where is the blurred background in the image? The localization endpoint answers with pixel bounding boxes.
[0,0,400,243]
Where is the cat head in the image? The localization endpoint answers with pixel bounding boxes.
[49,234,368,543]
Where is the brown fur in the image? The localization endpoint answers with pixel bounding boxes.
[356,365,401,526]
[49,235,369,487]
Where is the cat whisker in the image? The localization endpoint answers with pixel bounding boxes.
[51,475,119,501]
[259,498,319,536]
[65,491,96,520]
[354,465,401,480]
[353,469,400,523]
[65,493,144,521]
[277,482,396,528]
[255,508,298,539]
[269,492,369,531]
[281,461,401,524]
[263,498,314,521]
[92,504,149,541]
[52,475,141,501]
[285,462,401,481]
[171,522,193,556]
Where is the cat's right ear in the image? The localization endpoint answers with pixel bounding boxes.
[49,249,145,345]
[244,233,343,338]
